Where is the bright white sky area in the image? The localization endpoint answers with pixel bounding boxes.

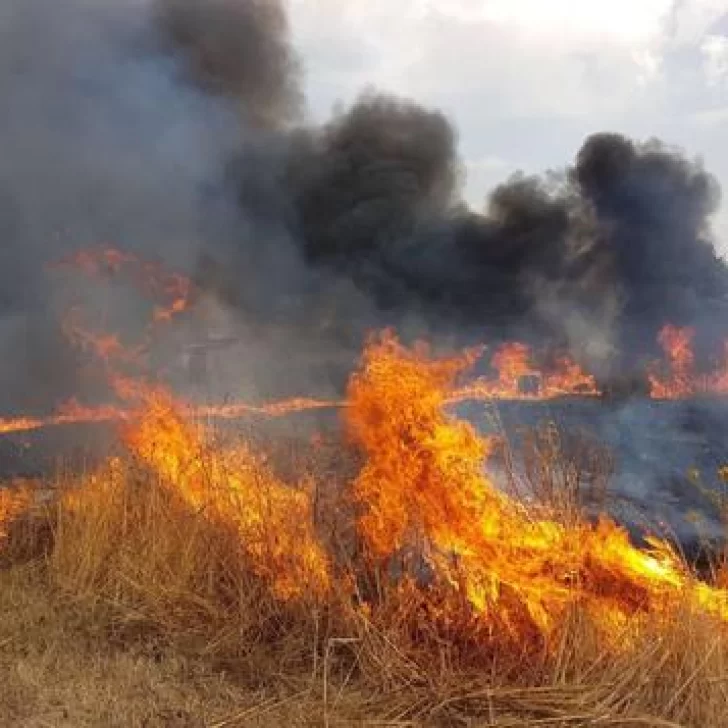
[289,0,728,251]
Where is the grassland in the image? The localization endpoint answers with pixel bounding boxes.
[0,445,726,728]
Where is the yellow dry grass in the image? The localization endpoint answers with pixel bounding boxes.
[0,453,727,727]
[0,567,345,727]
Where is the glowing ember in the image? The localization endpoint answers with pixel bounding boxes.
[0,485,34,543]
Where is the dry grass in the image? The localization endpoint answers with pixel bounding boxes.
[0,566,354,727]
[1,449,728,727]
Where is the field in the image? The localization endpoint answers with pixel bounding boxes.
[0,454,727,727]
[1,336,728,727]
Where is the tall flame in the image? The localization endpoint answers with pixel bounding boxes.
[346,331,728,646]
[649,325,698,399]
[114,380,330,601]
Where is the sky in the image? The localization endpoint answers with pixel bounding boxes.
[287,0,728,250]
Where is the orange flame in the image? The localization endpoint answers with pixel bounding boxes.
[61,307,146,366]
[5,247,728,642]
[0,400,125,435]
[0,485,34,544]
[3,281,728,649]
[114,381,330,601]
[451,341,600,402]
[346,331,728,646]
[649,325,698,399]
[0,396,343,436]
[647,324,728,399]
[197,397,344,418]
[53,246,196,326]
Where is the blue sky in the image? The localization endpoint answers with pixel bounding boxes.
[288,0,728,250]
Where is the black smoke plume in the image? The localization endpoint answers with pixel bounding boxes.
[156,0,302,125]
[0,0,727,410]
[155,1,726,378]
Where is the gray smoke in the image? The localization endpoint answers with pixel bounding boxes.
[0,0,244,409]
[1,0,728,550]
[168,4,726,378]
[155,0,301,125]
[0,0,727,407]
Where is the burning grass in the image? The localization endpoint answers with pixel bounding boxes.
[2,331,728,725]
[3,460,728,725]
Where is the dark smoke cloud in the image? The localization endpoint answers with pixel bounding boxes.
[572,134,726,364]
[1,0,727,413]
[156,0,302,126]
[287,126,728,373]
[204,86,728,376]
[157,3,726,374]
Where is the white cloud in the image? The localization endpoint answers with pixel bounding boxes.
[428,0,673,43]
[289,0,681,122]
[691,105,728,126]
[702,34,728,86]
[669,0,728,45]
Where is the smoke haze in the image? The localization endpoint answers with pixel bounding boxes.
[0,0,726,407]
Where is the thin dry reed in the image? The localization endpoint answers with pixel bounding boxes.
[0,442,727,727]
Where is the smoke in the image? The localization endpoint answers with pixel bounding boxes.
[0,0,245,409]
[155,1,726,375]
[0,0,726,408]
[282,126,726,365]
[155,0,302,126]
[1,0,728,548]
[571,134,726,364]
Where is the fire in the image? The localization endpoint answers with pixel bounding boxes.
[53,246,196,327]
[113,380,330,601]
[649,325,698,399]
[648,324,728,399]
[62,308,146,365]
[2,261,728,655]
[0,400,124,435]
[346,331,728,646]
[196,397,344,418]
[0,396,342,436]
[152,272,194,324]
[493,342,534,388]
[0,485,34,544]
[451,341,600,402]
[3,244,728,654]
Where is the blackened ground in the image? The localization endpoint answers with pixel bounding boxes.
[460,398,728,555]
[0,399,726,559]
